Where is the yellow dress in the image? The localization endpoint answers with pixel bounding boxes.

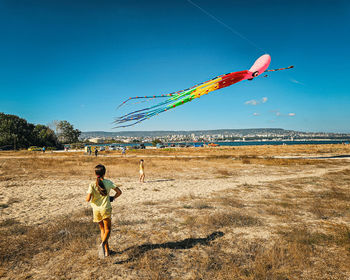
[139,163,144,175]
[87,179,116,222]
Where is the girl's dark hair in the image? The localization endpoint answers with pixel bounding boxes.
[95,164,107,196]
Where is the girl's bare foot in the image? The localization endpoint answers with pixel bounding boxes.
[99,243,105,259]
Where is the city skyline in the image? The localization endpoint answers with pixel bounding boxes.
[80,128,350,142]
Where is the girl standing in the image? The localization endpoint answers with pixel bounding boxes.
[86,164,122,258]
[139,159,145,183]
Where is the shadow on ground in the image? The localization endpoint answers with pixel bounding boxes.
[313,154,350,159]
[275,154,350,160]
[146,179,175,183]
[114,231,224,264]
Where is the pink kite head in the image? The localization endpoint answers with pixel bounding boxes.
[248,54,271,78]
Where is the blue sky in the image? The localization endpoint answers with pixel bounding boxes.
[0,0,349,132]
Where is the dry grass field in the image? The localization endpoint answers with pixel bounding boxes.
[1,144,350,279]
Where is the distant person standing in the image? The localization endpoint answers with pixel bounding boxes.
[95,148,98,157]
[42,146,46,153]
[121,146,126,156]
[139,159,145,183]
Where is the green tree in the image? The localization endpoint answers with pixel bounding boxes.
[56,120,81,144]
[0,113,35,149]
[151,138,162,147]
[33,124,59,147]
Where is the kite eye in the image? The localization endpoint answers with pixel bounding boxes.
[253,71,259,77]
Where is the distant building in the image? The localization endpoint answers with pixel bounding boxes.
[89,137,104,143]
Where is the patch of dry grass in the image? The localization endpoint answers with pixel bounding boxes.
[1,146,350,279]
[204,211,262,228]
[0,210,99,279]
[2,144,348,181]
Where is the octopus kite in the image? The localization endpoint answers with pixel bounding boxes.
[115,54,293,128]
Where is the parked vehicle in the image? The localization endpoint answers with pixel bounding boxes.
[28,146,42,151]
[193,143,203,147]
[208,143,219,147]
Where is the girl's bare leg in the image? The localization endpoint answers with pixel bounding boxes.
[141,174,145,183]
[102,218,111,256]
[98,221,105,241]
[97,221,106,257]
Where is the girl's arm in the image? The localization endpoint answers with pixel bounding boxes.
[86,193,92,202]
[112,186,122,200]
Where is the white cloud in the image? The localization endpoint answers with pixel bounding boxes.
[245,97,268,106]
[245,99,258,106]
[270,110,296,117]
